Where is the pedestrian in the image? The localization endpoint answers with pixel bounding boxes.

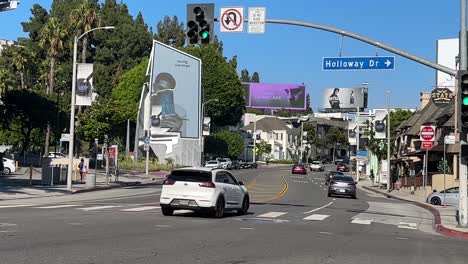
[78,159,86,183]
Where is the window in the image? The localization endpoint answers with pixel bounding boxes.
[281,133,283,140]
[215,172,230,184]
[168,170,212,182]
[226,172,238,184]
[444,187,459,194]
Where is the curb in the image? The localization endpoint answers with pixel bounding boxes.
[362,186,468,239]
[72,180,163,194]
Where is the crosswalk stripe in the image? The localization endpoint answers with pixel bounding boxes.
[0,205,31,208]
[78,205,121,211]
[351,218,372,225]
[398,222,417,230]
[35,205,80,209]
[257,212,287,218]
[121,206,161,212]
[303,214,330,221]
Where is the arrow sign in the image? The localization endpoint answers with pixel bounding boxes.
[322,56,395,71]
[220,7,244,32]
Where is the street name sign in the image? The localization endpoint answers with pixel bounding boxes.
[220,7,244,32]
[322,56,395,71]
[248,7,266,34]
[420,126,436,142]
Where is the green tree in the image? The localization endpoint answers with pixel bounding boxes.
[251,72,260,83]
[70,0,98,63]
[212,130,244,158]
[184,44,245,127]
[390,109,413,138]
[240,69,250,82]
[257,141,272,160]
[154,15,185,47]
[325,127,347,161]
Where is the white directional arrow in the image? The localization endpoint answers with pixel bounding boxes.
[385,59,392,67]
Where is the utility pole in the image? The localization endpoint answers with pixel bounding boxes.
[387,90,391,191]
[253,117,257,163]
[125,119,130,156]
[104,135,109,185]
[300,121,304,163]
[356,106,360,182]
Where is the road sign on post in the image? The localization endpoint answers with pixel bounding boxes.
[420,126,436,141]
[248,7,266,34]
[322,56,395,71]
[220,7,244,32]
[421,141,433,149]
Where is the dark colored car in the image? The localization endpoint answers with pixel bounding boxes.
[336,163,349,172]
[327,175,357,199]
[325,170,345,185]
[231,160,241,170]
[239,161,257,169]
[292,163,307,175]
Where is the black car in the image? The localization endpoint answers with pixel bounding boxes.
[325,170,345,185]
[231,160,241,170]
[327,175,357,199]
[239,161,257,169]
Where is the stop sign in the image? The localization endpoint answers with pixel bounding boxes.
[420,126,436,141]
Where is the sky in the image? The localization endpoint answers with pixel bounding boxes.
[0,0,461,111]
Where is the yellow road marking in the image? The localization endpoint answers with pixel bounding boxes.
[253,176,289,203]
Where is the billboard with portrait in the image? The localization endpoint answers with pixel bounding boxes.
[75,63,94,106]
[322,87,368,112]
[244,82,306,110]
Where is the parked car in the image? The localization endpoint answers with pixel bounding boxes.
[159,167,250,218]
[2,157,16,174]
[219,158,232,170]
[336,163,349,172]
[292,163,307,175]
[334,158,344,165]
[47,152,67,158]
[309,161,324,172]
[231,160,241,170]
[239,161,257,169]
[427,187,460,206]
[327,175,357,199]
[204,160,221,169]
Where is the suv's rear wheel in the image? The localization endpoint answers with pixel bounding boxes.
[161,206,174,216]
[238,195,249,215]
[213,197,225,218]
[3,167,11,174]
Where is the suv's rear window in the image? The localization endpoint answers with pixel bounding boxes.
[333,176,354,182]
[168,170,212,182]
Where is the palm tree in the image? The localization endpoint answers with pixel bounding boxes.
[70,0,98,63]
[39,17,67,95]
[11,47,33,90]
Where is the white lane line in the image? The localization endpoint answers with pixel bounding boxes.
[303,214,330,221]
[257,212,287,218]
[68,223,84,226]
[0,205,32,208]
[351,218,372,225]
[121,206,161,212]
[397,222,418,230]
[78,205,121,211]
[155,224,172,228]
[0,223,17,227]
[35,205,80,209]
[303,202,334,214]
[318,231,333,235]
[240,227,255,230]
[395,237,409,240]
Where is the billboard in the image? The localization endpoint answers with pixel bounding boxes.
[75,63,94,106]
[322,87,368,112]
[436,38,458,91]
[244,82,306,110]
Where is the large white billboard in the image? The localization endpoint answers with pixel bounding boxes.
[436,38,458,91]
[75,63,94,106]
[322,87,368,112]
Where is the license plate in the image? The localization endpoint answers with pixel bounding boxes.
[179,200,189,205]
[339,189,346,193]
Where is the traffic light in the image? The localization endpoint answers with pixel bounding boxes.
[459,70,468,138]
[186,3,214,45]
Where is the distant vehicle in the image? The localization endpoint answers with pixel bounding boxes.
[341,158,350,164]
[427,187,460,206]
[309,161,324,172]
[336,163,349,172]
[231,160,241,170]
[325,170,345,185]
[327,175,357,199]
[47,152,67,158]
[292,163,307,175]
[2,157,16,174]
[239,161,257,169]
[219,158,232,170]
[159,167,250,218]
[204,160,221,169]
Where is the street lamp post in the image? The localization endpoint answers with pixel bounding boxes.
[200,98,218,166]
[387,89,391,191]
[67,26,115,191]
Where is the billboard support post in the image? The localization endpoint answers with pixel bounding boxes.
[387,89,391,191]
[356,107,360,182]
[253,118,256,163]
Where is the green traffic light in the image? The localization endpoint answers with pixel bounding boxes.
[464,97,468,105]
[200,31,209,39]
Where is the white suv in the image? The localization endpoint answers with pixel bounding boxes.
[159,167,250,218]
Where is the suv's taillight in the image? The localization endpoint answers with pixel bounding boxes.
[163,179,176,185]
[199,182,215,188]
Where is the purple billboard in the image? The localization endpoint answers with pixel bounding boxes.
[245,82,306,110]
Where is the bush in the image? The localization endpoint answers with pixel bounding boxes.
[269,159,296,164]
[119,158,174,172]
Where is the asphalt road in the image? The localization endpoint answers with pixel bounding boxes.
[0,165,467,264]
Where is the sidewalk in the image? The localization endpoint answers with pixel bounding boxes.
[0,169,167,201]
[358,179,468,239]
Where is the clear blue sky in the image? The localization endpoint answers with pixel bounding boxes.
[0,0,460,111]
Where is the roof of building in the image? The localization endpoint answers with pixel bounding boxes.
[241,117,290,132]
[403,101,454,136]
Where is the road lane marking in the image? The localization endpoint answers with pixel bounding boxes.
[78,205,121,211]
[398,222,418,230]
[0,205,32,208]
[35,205,80,209]
[254,176,289,203]
[351,218,372,225]
[121,206,161,212]
[318,231,333,235]
[68,223,84,226]
[303,214,330,221]
[395,237,409,240]
[240,227,254,230]
[257,212,287,218]
[293,180,309,184]
[303,202,334,214]
[0,223,17,227]
[155,224,172,227]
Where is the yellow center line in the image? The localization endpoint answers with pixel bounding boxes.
[252,176,289,203]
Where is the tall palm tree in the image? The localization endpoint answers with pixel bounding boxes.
[70,0,98,63]
[39,17,67,95]
[11,47,33,90]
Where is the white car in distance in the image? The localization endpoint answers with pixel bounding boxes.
[204,160,221,168]
[159,168,250,218]
[310,161,324,171]
[2,157,17,174]
[219,158,232,169]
